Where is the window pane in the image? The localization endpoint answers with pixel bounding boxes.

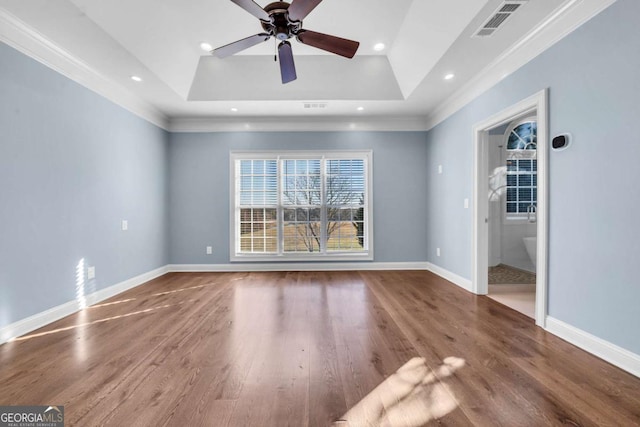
[240,160,252,175]
[518,175,532,187]
[518,188,532,201]
[239,207,277,253]
[507,122,537,150]
[235,154,369,257]
[283,208,295,222]
[518,159,532,171]
[283,223,320,253]
[326,222,362,251]
[326,159,365,252]
[253,160,265,174]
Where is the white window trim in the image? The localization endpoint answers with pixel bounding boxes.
[229,150,373,262]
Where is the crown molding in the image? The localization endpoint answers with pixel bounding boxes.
[425,0,617,130]
[169,115,430,133]
[0,8,170,130]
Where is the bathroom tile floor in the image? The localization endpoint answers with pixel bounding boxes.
[488,264,536,285]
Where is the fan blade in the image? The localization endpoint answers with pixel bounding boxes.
[278,41,297,84]
[213,33,271,58]
[230,0,270,21]
[287,0,322,22]
[297,30,359,58]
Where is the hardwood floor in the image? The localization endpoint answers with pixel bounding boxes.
[1,271,639,426]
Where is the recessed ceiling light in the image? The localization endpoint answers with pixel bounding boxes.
[444,73,455,80]
[357,106,364,111]
[231,108,238,112]
[373,43,385,52]
[200,42,213,52]
[130,75,142,82]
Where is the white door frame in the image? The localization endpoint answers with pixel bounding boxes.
[472,89,548,327]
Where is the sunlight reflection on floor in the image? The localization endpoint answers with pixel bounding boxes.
[11,300,194,342]
[334,356,466,427]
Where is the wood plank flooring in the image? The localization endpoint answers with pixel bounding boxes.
[1,271,639,426]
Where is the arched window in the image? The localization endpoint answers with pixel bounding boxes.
[507,120,537,150]
[505,118,537,217]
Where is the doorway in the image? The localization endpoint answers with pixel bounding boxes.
[472,90,548,327]
[486,115,537,318]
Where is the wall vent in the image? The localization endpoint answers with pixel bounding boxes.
[473,0,528,38]
[303,102,327,109]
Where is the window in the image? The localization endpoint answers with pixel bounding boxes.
[231,151,372,261]
[505,120,537,219]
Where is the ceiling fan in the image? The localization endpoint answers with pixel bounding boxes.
[212,0,360,84]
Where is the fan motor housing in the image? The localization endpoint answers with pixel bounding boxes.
[262,1,300,40]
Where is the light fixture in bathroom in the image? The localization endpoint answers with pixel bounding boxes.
[373,43,385,51]
[444,73,455,80]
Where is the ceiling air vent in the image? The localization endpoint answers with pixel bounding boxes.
[473,0,528,38]
[303,102,327,109]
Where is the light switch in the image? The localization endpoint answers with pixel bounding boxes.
[88,266,95,279]
[121,220,128,231]
[464,198,469,209]
[438,165,443,174]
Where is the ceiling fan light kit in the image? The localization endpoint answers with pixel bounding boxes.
[213,0,360,84]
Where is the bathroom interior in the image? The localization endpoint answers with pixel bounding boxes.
[487,115,537,318]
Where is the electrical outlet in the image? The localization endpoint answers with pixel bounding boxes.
[436,248,441,257]
[88,266,96,279]
[121,220,128,231]
[206,246,213,255]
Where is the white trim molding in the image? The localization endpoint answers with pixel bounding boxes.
[425,262,472,292]
[0,8,169,130]
[425,0,616,130]
[546,317,640,378]
[169,116,430,133]
[168,262,428,272]
[0,266,168,345]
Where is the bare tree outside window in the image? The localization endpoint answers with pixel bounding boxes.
[282,171,364,252]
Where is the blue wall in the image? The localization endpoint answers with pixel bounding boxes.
[426,0,640,354]
[0,42,169,329]
[168,131,429,264]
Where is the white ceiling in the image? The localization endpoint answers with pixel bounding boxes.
[0,0,606,129]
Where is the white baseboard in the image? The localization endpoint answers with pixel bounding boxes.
[168,262,429,272]
[546,316,640,378]
[0,265,169,345]
[425,262,473,292]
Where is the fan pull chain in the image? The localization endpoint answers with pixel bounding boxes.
[274,38,277,62]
